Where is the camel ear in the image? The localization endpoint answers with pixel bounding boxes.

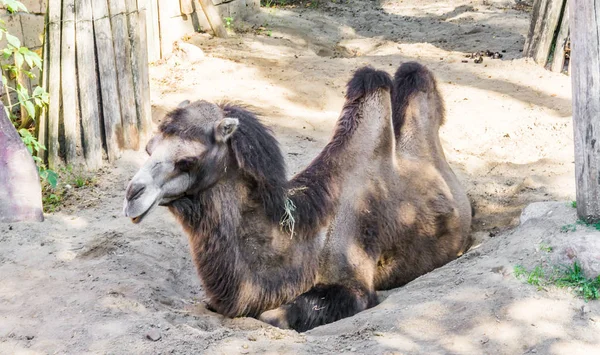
[178,100,191,108]
[215,117,239,142]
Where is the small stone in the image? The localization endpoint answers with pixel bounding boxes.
[242,344,249,349]
[25,335,34,340]
[146,329,161,341]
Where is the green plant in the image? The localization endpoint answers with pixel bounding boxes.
[560,223,577,233]
[514,262,600,301]
[527,265,545,287]
[555,262,600,301]
[539,242,553,253]
[571,200,577,208]
[513,265,527,278]
[224,17,234,30]
[1,0,55,190]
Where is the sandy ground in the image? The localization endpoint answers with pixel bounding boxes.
[2,0,597,354]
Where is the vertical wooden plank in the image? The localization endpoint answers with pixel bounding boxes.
[180,0,194,14]
[47,0,61,169]
[75,0,103,170]
[37,11,49,162]
[550,0,570,73]
[139,0,160,62]
[61,0,79,165]
[135,0,153,142]
[570,0,600,222]
[92,0,123,161]
[523,0,566,65]
[126,0,152,144]
[109,0,139,150]
[196,0,228,38]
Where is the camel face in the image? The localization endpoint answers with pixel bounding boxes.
[123,100,240,224]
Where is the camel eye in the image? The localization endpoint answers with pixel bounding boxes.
[175,158,196,172]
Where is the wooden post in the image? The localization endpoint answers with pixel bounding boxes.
[524,0,569,69]
[37,11,50,162]
[550,0,570,74]
[134,0,154,141]
[570,0,600,222]
[92,0,123,162]
[47,0,62,169]
[61,0,79,165]
[180,0,194,14]
[196,0,228,38]
[108,0,139,150]
[143,0,161,61]
[75,0,103,170]
[126,0,152,144]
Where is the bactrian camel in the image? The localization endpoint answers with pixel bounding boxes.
[123,62,472,332]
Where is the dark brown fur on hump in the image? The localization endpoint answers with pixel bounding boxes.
[392,62,445,137]
[289,67,393,236]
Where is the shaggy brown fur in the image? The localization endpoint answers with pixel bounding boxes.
[123,63,471,332]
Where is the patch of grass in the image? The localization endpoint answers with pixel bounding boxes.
[555,262,600,301]
[560,223,577,233]
[527,265,545,287]
[514,265,527,278]
[514,262,600,301]
[539,242,553,253]
[571,200,577,208]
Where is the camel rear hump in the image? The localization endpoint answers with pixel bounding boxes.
[392,62,446,138]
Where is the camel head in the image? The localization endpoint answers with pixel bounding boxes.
[123,100,239,224]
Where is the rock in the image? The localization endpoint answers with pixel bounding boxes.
[173,41,205,63]
[519,201,576,225]
[551,234,600,279]
[0,102,44,223]
[146,329,161,341]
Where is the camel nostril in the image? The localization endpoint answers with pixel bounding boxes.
[126,184,146,201]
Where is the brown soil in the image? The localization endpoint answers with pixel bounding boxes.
[2,1,595,354]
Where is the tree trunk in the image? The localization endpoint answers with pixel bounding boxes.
[570,0,600,223]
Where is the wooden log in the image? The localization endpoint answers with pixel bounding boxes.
[570,0,600,222]
[180,0,194,14]
[523,0,567,65]
[75,0,103,170]
[108,0,139,150]
[126,0,152,145]
[0,102,44,223]
[37,11,49,162]
[61,0,79,165]
[196,0,228,38]
[550,0,570,73]
[47,0,61,169]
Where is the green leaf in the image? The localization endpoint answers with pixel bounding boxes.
[24,100,35,117]
[2,48,12,60]
[46,170,58,188]
[14,51,24,68]
[5,33,21,49]
[1,75,6,86]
